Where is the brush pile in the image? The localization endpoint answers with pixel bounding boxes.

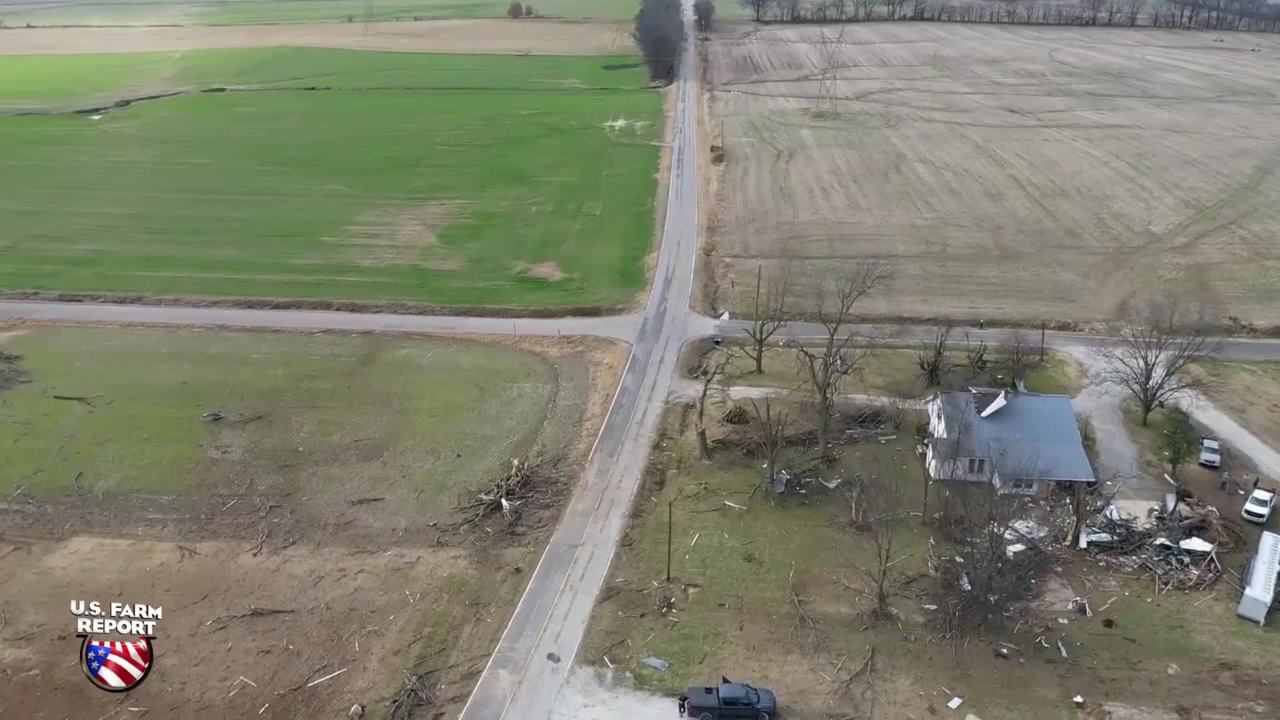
[454,458,538,528]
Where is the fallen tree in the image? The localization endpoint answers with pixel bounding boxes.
[454,458,540,528]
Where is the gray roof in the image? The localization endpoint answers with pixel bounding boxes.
[933,390,1095,482]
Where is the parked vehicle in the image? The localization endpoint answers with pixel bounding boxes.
[679,678,777,720]
[1241,487,1276,525]
[1199,437,1222,468]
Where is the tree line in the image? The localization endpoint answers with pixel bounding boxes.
[739,0,1280,32]
[636,0,687,84]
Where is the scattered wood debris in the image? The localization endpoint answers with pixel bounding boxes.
[454,458,541,528]
[54,393,103,407]
[388,668,438,720]
[205,606,294,632]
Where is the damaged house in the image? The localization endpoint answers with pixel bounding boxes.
[926,389,1095,495]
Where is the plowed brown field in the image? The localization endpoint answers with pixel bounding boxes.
[705,22,1280,327]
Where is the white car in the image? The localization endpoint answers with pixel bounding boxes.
[1241,488,1276,525]
[1199,437,1222,468]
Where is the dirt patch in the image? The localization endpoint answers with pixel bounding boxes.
[0,328,628,719]
[0,535,497,720]
[0,19,633,56]
[328,201,469,269]
[704,22,1280,327]
[518,261,569,281]
[0,351,29,393]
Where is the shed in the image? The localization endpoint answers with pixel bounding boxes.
[1237,530,1280,625]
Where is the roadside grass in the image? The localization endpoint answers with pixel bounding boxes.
[1122,405,1192,482]
[720,346,1082,397]
[1191,360,1280,451]
[583,404,937,709]
[585,403,1280,718]
[0,48,660,310]
[0,326,561,515]
[0,0,714,26]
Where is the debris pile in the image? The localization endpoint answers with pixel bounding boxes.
[387,668,437,720]
[1080,498,1238,591]
[0,351,31,392]
[720,404,750,425]
[454,458,539,528]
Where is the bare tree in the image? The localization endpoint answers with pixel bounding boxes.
[693,349,732,460]
[915,324,952,388]
[962,333,989,381]
[1068,478,1110,546]
[694,0,715,29]
[740,0,773,20]
[741,265,791,376]
[935,483,1043,632]
[748,397,791,492]
[1003,330,1035,389]
[1124,0,1146,24]
[793,263,889,458]
[855,461,906,620]
[1097,297,1219,426]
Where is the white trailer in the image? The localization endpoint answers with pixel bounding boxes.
[1237,530,1280,625]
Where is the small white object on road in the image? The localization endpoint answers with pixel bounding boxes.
[947,697,964,710]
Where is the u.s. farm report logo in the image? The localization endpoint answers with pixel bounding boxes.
[70,600,162,692]
[80,637,153,692]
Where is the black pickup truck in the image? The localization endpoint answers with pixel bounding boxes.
[679,679,778,719]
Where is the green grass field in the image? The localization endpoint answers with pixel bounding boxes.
[0,326,561,512]
[0,0,675,26]
[0,48,661,309]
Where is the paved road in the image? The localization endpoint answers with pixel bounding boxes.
[0,300,642,342]
[712,319,1280,362]
[456,7,701,719]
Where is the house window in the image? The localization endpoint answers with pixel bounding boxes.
[975,458,986,474]
[1010,477,1035,491]
[967,458,986,475]
[967,458,976,473]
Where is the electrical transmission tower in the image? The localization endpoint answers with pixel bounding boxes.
[813,27,846,118]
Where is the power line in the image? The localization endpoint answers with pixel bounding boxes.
[813,26,845,118]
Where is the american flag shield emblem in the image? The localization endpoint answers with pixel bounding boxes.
[81,637,153,692]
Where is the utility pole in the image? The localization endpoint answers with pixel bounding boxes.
[666,499,674,583]
[1040,322,1046,361]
